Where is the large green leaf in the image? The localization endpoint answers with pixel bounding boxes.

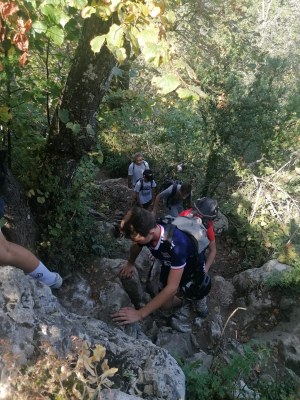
[137,27,159,47]
[58,109,69,124]
[141,42,159,64]
[47,25,64,46]
[40,4,58,24]
[90,35,106,53]
[152,73,180,95]
[106,24,124,48]
[32,21,47,34]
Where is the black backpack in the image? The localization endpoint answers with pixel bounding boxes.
[159,179,182,208]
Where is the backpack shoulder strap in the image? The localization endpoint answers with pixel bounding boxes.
[138,178,143,191]
[163,222,176,247]
[166,183,178,207]
[171,182,177,196]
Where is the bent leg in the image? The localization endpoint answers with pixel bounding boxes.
[0,231,39,272]
[0,231,62,287]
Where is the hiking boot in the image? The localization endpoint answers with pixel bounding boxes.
[195,297,208,318]
[50,273,63,289]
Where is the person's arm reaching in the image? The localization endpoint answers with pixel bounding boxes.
[152,193,161,216]
[112,267,184,324]
[204,239,216,273]
[119,243,143,278]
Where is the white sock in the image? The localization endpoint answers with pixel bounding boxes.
[28,261,57,286]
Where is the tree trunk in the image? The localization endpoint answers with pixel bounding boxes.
[47,15,116,161]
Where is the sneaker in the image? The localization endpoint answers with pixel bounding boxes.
[195,297,208,318]
[50,273,63,289]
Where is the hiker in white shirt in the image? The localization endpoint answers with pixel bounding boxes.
[128,152,150,188]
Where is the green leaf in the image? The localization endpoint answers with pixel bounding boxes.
[47,26,64,46]
[58,109,69,124]
[106,24,124,48]
[40,4,58,24]
[72,123,81,134]
[152,73,180,95]
[90,35,106,53]
[81,6,96,19]
[165,10,176,25]
[86,124,95,136]
[176,88,199,100]
[67,0,88,10]
[32,21,47,34]
[141,42,158,64]
[59,12,71,28]
[127,29,139,56]
[137,27,159,47]
[0,106,11,123]
[66,122,74,129]
[111,47,126,63]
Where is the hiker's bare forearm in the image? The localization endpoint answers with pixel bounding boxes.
[128,243,143,265]
[152,194,161,216]
[205,240,216,272]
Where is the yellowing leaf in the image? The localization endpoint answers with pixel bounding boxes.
[141,4,149,16]
[90,35,106,53]
[101,367,118,379]
[101,358,109,372]
[83,356,96,376]
[92,344,106,362]
[124,13,135,23]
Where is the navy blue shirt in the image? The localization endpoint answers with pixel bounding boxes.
[146,224,206,287]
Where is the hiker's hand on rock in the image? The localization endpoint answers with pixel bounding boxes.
[120,262,135,278]
[112,307,143,325]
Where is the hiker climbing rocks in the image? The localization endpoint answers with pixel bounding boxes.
[152,181,192,217]
[134,169,157,210]
[112,207,211,325]
[127,152,150,189]
[179,197,218,316]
